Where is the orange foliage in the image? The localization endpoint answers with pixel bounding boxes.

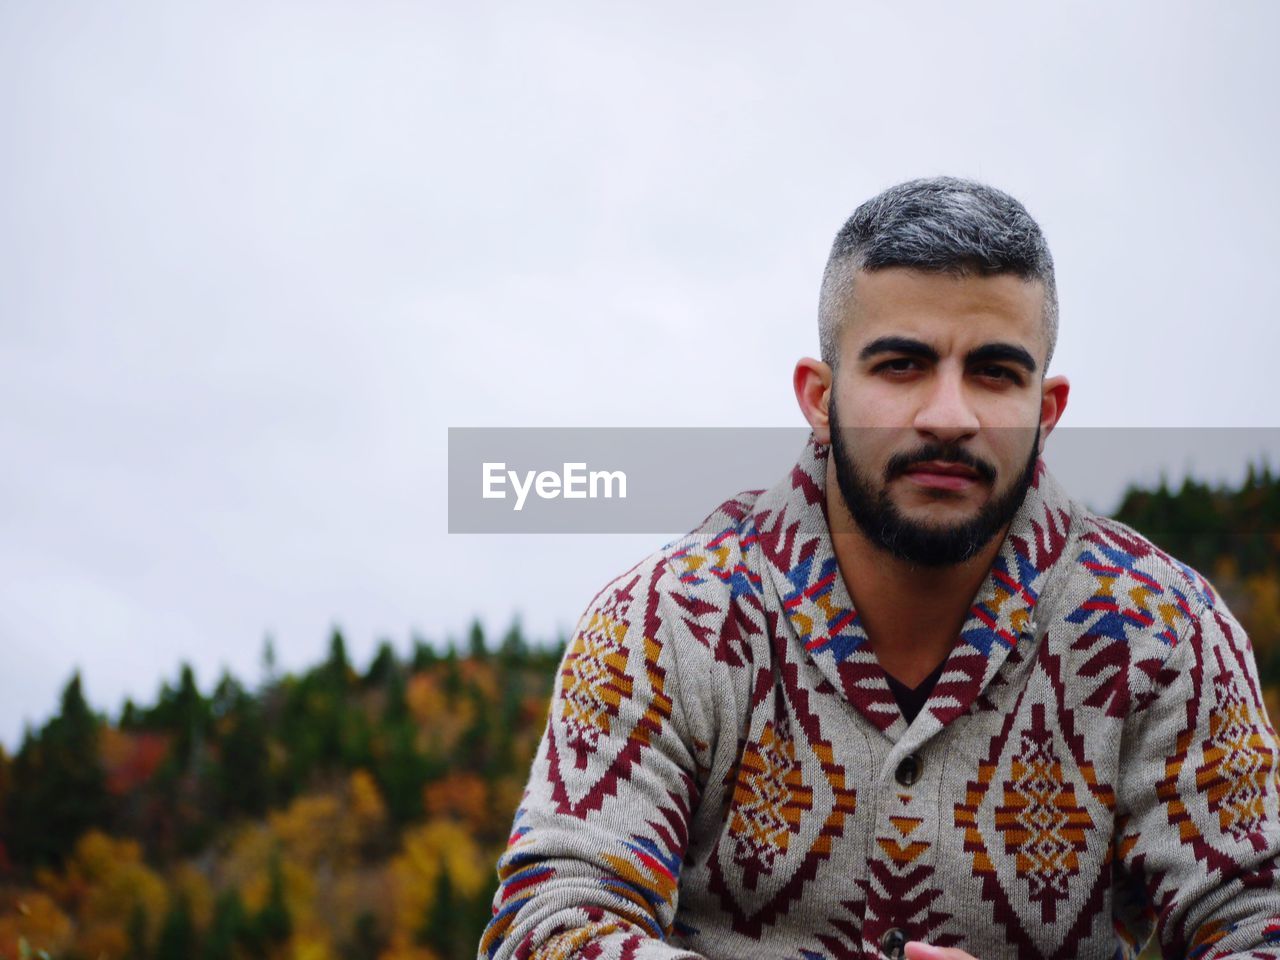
[99,730,170,797]
[406,675,473,753]
[424,773,489,829]
[458,660,498,701]
[0,891,73,960]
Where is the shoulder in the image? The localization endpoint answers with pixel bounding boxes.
[1042,507,1240,718]
[1072,511,1221,612]
[577,489,766,637]
[1054,509,1227,670]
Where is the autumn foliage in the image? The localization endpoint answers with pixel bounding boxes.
[0,625,560,960]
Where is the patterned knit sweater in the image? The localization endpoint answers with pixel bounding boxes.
[480,438,1280,960]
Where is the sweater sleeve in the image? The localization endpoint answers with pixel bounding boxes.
[1116,594,1280,959]
[479,557,710,960]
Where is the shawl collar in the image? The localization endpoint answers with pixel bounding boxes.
[751,436,1076,742]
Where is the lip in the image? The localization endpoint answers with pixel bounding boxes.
[902,461,982,491]
[905,460,979,478]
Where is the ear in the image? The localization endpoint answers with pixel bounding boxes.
[1037,374,1070,454]
[794,357,834,443]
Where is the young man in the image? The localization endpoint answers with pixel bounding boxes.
[479,178,1280,960]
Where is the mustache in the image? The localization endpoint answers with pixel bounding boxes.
[883,444,998,483]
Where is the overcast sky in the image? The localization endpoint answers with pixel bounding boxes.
[2,1,1278,747]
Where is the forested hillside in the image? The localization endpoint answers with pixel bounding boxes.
[1,466,1277,960]
[0,626,561,960]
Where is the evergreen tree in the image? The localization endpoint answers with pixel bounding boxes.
[128,902,151,960]
[155,895,194,960]
[260,634,278,688]
[5,673,110,865]
[214,687,270,818]
[203,890,247,960]
[170,663,209,770]
[418,866,456,952]
[410,634,437,670]
[254,852,292,948]
[345,911,385,960]
[383,666,409,725]
[375,719,429,825]
[468,620,488,660]
[442,643,462,701]
[326,628,352,691]
[364,640,399,688]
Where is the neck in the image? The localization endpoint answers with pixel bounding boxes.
[825,458,1008,687]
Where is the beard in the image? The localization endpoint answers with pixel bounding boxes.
[828,400,1041,568]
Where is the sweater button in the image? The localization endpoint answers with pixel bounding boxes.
[880,927,907,960]
[895,754,922,787]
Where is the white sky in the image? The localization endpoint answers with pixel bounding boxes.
[2,1,1278,747]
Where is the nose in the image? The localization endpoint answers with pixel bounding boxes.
[913,368,980,443]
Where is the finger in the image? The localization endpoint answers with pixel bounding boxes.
[903,942,978,960]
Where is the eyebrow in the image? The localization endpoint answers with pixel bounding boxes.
[858,336,1038,375]
[965,342,1038,374]
[858,336,939,363]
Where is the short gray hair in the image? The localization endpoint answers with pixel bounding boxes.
[818,177,1058,370]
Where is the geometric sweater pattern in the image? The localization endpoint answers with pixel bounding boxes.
[480,437,1280,960]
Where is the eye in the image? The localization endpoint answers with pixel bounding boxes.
[875,357,921,376]
[975,364,1022,386]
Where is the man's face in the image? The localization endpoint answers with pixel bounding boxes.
[826,267,1050,566]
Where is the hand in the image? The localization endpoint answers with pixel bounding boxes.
[904,943,978,960]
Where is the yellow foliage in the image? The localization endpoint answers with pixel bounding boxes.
[242,857,315,932]
[458,659,498,701]
[288,930,336,960]
[223,779,392,953]
[390,820,488,939]
[269,793,356,869]
[223,821,275,895]
[171,863,214,933]
[490,777,526,833]
[0,891,73,959]
[406,675,474,752]
[350,769,388,829]
[38,831,168,946]
[405,673,443,726]
[379,932,439,960]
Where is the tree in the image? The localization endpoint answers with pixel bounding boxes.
[467,620,488,661]
[155,895,194,960]
[260,634,278,688]
[326,629,353,692]
[345,911,385,960]
[214,687,271,819]
[253,852,292,949]
[365,641,399,688]
[498,618,528,666]
[410,635,437,671]
[5,673,110,866]
[169,664,210,771]
[202,890,247,960]
[128,903,151,960]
